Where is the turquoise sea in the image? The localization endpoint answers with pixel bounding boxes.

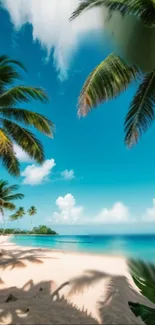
[10,234,155,261]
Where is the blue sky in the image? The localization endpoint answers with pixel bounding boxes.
[1,0,155,234]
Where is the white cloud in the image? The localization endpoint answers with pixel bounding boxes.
[21,158,56,185]
[95,202,130,223]
[49,196,132,225]
[52,194,84,224]
[61,169,75,180]
[144,199,155,222]
[13,144,32,163]
[1,0,102,80]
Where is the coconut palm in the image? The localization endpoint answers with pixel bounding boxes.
[70,0,155,147]
[28,206,37,230]
[10,207,25,232]
[0,55,54,176]
[0,180,24,234]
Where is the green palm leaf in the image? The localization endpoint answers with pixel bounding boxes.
[0,55,54,176]
[128,259,155,304]
[70,0,155,27]
[78,53,138,116]
[3,201,16,211]
[0,86,48,107]
[0,108,53,137]
[125,71,155,147]
[129,302,155,325]
[10,213,19,221]
[4,193,24,201]
[0,55,27,72]
[2,120,44,164]
[0,129,20,176]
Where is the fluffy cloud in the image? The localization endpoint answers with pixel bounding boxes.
[13,144,32,163]
[52,194,84,224]
[61,169,75,180]
[50,195,131,225]
[1,0,102,80]
[144,199,155,221]
[21,158,56,185]
[95,202,130,223]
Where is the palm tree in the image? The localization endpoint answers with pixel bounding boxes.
[0,55,54,176]
[28,206,37,231]
[10,207,25,232]
[0,180,24,234]
[70,0,155,147]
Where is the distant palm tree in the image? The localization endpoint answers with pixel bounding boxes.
[0,180,24,234]
[10,207,25,232]
[0,55,54,176]
[28,206,37,231]
[70,0,155,147]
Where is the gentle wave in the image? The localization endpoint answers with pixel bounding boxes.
[10,234,155,261]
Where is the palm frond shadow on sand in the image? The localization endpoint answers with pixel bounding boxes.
[0,280,98,324]
[52,269,155,324]
[0,248,58,270]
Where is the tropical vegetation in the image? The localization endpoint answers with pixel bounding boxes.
[0,180,24,234]
[0,180,24,216]
[70,0,155,147]
[129,259,155,325]
[0,55,54,176]
[28,206,37,230]
[0,225,57,235]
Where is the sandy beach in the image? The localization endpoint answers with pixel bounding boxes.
[0,237,154,324]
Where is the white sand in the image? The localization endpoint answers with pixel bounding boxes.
[0,239,154,324]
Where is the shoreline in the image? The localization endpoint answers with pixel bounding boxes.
[0,238,154,324]
[0,234,129,260]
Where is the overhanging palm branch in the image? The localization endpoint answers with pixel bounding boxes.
[125,71,155,147]
[0,86,48,107]
[128,260,155,325]
[77,53,138,116]
[0,129,20,176]
[70,0,155,27]
[2,120,44,164]
[0,55,54,176]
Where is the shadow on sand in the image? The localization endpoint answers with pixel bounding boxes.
[0,249,154,324]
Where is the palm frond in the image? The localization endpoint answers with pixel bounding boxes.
[0,86,48,107]
[0,129,20,176]
[16,207,25,218]
[129,302,155,325]
[0,180,8,189]
[128,259,155,304]
[70,0,155,27]
[78,53,138,116]
[0,66,20,90]
[125,71,155,147]
[0,184,20,199]
[9,213,18,221]
[0,108,54,137]
[2,201,16,211]
[0,55,27,72]
[4,193,24,201]
[3,119,44,164]
[28,206,37,215]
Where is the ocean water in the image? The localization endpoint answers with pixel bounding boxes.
[10,234,155,261]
